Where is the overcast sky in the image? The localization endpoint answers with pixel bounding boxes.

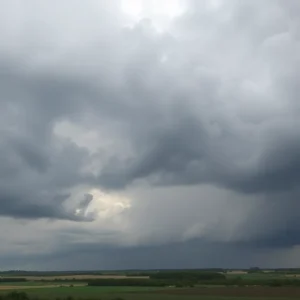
[1,0,300,270]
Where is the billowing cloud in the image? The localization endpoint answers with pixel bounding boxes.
[1,0,300,268]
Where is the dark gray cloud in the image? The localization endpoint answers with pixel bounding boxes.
[0,239,274,271]
[94,0,300,196]
[1,0,300,268]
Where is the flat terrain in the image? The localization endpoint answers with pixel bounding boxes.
[0,286,162,298]
[0,283,86,290]
[2,285,300,299]
[1,274,149,281]
[155,286,300,298]
[2,271,300,300]
[226,270,248,275]
[0,282,82,286]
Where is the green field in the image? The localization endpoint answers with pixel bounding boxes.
[0,286,162,298]
[226,273,294,280]
[2,270,300,300]
[0,282,85,286]
[1,286,300,300]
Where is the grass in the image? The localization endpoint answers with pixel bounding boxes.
[226,272,300,280]
[0,286,162,298]
[1,286,300,300]
[0,282,85,286]
[1,290,297,300]
[2,273,300,300]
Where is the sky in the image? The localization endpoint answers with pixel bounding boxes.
[1,0,300,270]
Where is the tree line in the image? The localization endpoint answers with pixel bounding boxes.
[0,278,27,283]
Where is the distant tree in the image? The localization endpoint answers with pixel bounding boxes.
[248,267,261,273]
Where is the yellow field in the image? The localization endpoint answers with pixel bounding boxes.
[226,271,247,275]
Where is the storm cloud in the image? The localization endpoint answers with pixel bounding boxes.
[1,0,300,269]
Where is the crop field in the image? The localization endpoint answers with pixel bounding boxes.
[225,271,300,281]
[0,284,86,290]
[226,270,248,275]
[1,287,300,300]
[2,284,300,300]
[0,275,149,281]
[155,286,300,298]
[2,270,300,300]
[0,286,164,299]
[0,281,87,286]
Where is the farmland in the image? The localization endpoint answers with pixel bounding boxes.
[2,286,300,300]
[1,275,149,281]
[2,269,300,299]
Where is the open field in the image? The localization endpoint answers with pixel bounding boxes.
[0,282,87,286]
[2,270,300,300]
[1,287,300,300]
[226,270,248,275]
[0,275,149,281]
[0,283,86,290]
[155,286,300,298]
[0,286,163,298]
[225,272,300,281]
[2,285,300,300]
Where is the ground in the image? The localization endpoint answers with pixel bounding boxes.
[1,285,300,300]
[1,271,300,299]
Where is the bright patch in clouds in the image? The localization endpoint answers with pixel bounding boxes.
[87,189,131,220]
[121,0,185,30]
[121,0,143,17]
